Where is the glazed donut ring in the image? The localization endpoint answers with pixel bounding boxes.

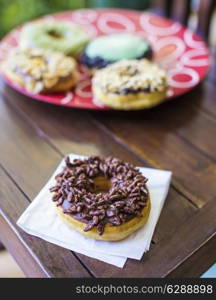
[3,48,79,94]
[20,21,89,57]
[92,59,168,110]
[50,156,151,241]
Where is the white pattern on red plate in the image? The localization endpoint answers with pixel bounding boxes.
[0,9,210,110]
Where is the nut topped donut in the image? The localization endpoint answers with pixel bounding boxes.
[50,156,151,241]
[92,59,168,110]
[2,48,79,94]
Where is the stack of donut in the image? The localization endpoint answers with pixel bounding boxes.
[3,21,89,94]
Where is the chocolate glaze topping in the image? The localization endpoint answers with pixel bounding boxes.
[50,156,149,235]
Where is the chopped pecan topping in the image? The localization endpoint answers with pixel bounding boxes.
[50,156,149,235]
[92,59,167,95]
[4,47,77,93]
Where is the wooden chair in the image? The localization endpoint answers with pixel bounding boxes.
[151,0,216,41]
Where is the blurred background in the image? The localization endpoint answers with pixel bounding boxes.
[0,0,150,39]
[1,0,216,44]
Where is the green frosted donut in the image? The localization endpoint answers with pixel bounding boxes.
[86,34,151,61]
[80,33,153,71]
[20,21,90,56]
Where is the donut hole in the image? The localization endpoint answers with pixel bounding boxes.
[93,176,111,194]
[47,29,63,39]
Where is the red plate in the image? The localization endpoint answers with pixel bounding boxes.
[0,9,211,110]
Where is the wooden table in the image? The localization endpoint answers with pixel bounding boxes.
[0,53,216,278]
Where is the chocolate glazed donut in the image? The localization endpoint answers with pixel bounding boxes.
[50,156,151,241]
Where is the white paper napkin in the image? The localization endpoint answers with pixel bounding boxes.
[17,154,172,268]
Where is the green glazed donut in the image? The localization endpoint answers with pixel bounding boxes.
[86,34,151,61]
[20,21,90,56]
[80,34,153,72]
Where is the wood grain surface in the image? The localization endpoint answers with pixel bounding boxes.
[1,73,216,277]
